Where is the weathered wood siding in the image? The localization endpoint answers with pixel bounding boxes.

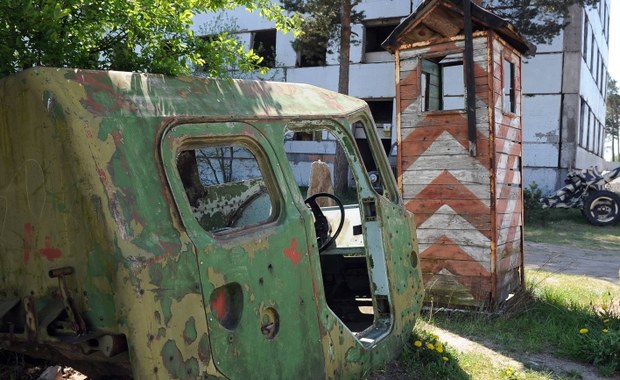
[397,34,524,307]
[490,34,524,303]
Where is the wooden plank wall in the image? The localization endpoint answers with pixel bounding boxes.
[398,37,493,307]
[490,35,524,303]
[397,34,524,308]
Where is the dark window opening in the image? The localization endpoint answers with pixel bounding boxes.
[364,100,394,156]
[367,100,393,125]
[252,29,277,68]
[297,47,327,67]
[503,59,515,114]
[364,22,399,53]
[420,54,464,111]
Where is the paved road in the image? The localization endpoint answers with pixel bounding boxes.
[525,241,620,287]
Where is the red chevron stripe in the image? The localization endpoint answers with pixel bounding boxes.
[406,171,491,237]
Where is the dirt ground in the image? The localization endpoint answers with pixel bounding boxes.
[524,241,620,287]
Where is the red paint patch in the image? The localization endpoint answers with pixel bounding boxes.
[23,223,33,265]
[284,238,302,265]
[39,236,62,261]
[210,288,228,321]
[112,132,123,145]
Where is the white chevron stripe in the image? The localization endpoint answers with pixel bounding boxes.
[498,157,521,246]
[405,131,490,205]
[417,205,491,271]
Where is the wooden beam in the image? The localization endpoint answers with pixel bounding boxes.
[463,0,477,157]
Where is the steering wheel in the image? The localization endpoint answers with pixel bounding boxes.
[304,192,345,252]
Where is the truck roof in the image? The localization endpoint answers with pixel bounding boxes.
[3,67,366,120]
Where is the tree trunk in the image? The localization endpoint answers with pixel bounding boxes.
[333,0,352,194]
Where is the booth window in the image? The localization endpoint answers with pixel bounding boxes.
[420,53,464,111]
[503,59,515,114]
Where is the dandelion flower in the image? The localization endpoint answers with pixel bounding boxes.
[442,356,449,362]
[579,328,589,334]
[414,340,422,347]
[431,334,439,340]
[603,329,608,333]
[436,343,444,353]
[426,342,435,350]
[603,319,610,324]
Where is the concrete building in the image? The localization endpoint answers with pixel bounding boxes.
[193,0,611,192]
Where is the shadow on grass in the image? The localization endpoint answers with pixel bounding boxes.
[525,208,620,251]
[422,287,619,378]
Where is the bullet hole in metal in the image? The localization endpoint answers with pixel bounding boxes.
[410,249,418,268]
[260,307,279,339]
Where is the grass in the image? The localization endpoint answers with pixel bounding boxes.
[524,208,620,250]
[384,269,620,379]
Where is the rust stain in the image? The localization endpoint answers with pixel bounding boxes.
[23,223,33,265]
[39,236,62,261]
[284,238,302,265]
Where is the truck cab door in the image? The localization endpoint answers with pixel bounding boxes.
[160,121,324,379]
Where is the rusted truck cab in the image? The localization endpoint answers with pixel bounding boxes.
[0,68,423,379]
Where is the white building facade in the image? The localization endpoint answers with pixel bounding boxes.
[194,0,611,192]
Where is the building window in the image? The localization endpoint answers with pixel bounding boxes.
[589,33,595,72]
[582,17,589,64]
[252,29,276,68]
[503,59,515,114]
[579,98,587,148]
[420,53,464,112]
[364,20,399,53]
[367,100,393,125]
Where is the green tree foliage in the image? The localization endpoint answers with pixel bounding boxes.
[280,0,363,66]
[606,78,620,160]
[482,0,600,45]
[0,0,301,78]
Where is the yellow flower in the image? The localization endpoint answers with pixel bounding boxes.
[414,340,422,347]
[426,342,435,350]
[603,329,608,333]
[442,356,449,362]
[431,334,439,340]
[579,328,589,334]
[603,319,610,324]
[436,343,444,353]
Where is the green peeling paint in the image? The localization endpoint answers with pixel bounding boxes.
[0,68,423,380]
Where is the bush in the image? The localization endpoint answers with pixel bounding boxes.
[523,182,550,225]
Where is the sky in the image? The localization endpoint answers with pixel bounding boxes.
[610,2,619,82]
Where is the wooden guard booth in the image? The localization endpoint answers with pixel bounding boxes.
[383,0,534,308]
